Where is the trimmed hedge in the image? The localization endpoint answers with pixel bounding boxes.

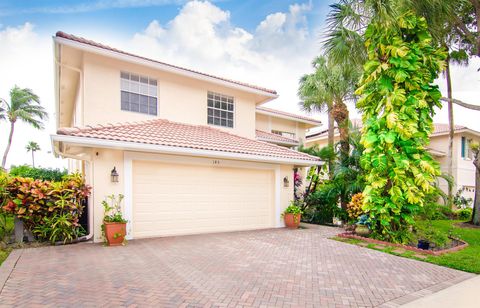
[9,165,67,182]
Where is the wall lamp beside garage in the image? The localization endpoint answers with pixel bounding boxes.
[111,167,119,183]
[283,176,289,188]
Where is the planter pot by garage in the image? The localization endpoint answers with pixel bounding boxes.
[104,222,126,246]
[417,240,430,250]
[284,213,301,229]
[355,225,370,236]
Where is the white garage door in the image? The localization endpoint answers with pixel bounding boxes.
[132,160,275,238]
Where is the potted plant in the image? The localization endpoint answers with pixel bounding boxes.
[355,214,371,236]
[282,201,303,229]
[102,194,127,246]
[414,223,449,250]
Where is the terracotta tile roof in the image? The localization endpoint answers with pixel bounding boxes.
[55,31,277,96]
[432,123,467,135]
[57,119,319,162]
[256,106,321,124]
[255,130,299,145]
[307,122,469,140]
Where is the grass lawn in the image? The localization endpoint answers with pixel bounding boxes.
[0,248,12,266]
[334,220,480,274]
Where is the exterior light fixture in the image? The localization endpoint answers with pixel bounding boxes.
[111,167,119,183]
[283,176,289,188]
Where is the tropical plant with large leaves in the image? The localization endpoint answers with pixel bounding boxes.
[356,12,447,243]
[0,86,48,169]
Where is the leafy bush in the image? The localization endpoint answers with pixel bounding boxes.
[102,194,127,223]
[9,165,67,182]
[347,193,364,221]
[413,222,450,248]
[0,173,91,244]
[453,188,473,209]
[302,186,347,224]
[417,203,451,220]
[455,208,473,221]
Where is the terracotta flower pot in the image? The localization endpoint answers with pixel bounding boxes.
[104,221,126,246]
[284,213,301,229]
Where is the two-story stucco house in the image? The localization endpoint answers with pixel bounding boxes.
[306,122,480,201]
[50,32,321,243]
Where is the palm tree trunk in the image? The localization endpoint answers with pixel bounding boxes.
[472,153,480,225]
[446,59,454,209]
[32,151,35,168]
[2,121,15,169]
[327,109,335,179]
[333,100,350,210]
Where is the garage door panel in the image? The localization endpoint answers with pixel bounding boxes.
[132,160,275,238]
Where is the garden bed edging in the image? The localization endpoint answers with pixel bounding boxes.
[338,232,468,255]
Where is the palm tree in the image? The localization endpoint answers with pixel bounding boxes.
[0,86,48,169]
[26,141,41,167]
[298,56,359,167]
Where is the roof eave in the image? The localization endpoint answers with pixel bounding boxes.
[51,134,322,166]
[255,109,321,127]
[54,36,278,100]
[256,137,300,147]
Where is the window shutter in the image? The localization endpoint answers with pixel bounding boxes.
[461,136,466,158]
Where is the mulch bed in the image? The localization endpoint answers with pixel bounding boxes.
[338,232,468,256]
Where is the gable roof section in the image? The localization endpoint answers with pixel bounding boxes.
[255,130,299,146]
[256,106,321,126]
[54,119,319,165]
[55,31,277,98]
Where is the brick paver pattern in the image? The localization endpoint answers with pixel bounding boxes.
[0,227,473,307]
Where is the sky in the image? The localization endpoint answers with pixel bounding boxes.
[0,0,478,169]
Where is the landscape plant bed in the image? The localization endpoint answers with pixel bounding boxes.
[338,232,468,255]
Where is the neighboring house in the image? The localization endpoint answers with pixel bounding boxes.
[306,122,480,201]
[255,107,321,148]
[50,32,320,243]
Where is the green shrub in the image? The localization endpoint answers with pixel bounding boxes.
[455,208,473,221]
[417,203,457,220]
[0,173,91,244]
[413,222,451,248]
[9,165,67,182]
[303,186,347,224]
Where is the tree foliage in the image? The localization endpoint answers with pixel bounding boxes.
[356,12,447,242]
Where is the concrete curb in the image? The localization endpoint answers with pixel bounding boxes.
[0,249,23,294]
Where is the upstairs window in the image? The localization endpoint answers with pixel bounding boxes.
[207,92,234,128]
[272,130,296,140]
[461,136,474,159]
[121,72,157,115]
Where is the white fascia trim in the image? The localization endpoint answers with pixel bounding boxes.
[255,109,321,127]
[54,37,278,100]
[51,134,322,166]
[256,137,299,147]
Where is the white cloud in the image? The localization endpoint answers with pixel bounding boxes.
[130,0,320,113]
[0,23,66,169]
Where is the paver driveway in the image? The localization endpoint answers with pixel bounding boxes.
[0,226,474,307]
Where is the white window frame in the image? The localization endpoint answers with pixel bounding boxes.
[120,71,158,116]
[207,91,234,128]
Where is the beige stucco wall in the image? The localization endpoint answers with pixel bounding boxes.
[255,113,308,144]
[81,52,257,139]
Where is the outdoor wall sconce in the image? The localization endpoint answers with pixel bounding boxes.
[283,176,290,188]
[111,167,119,183]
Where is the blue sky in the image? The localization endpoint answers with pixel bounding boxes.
[0,0,331,38]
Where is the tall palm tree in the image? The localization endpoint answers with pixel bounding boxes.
[0,86,48,169]
[298,56,359,167]
[26,141,41,167]
[324,0,466,207]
